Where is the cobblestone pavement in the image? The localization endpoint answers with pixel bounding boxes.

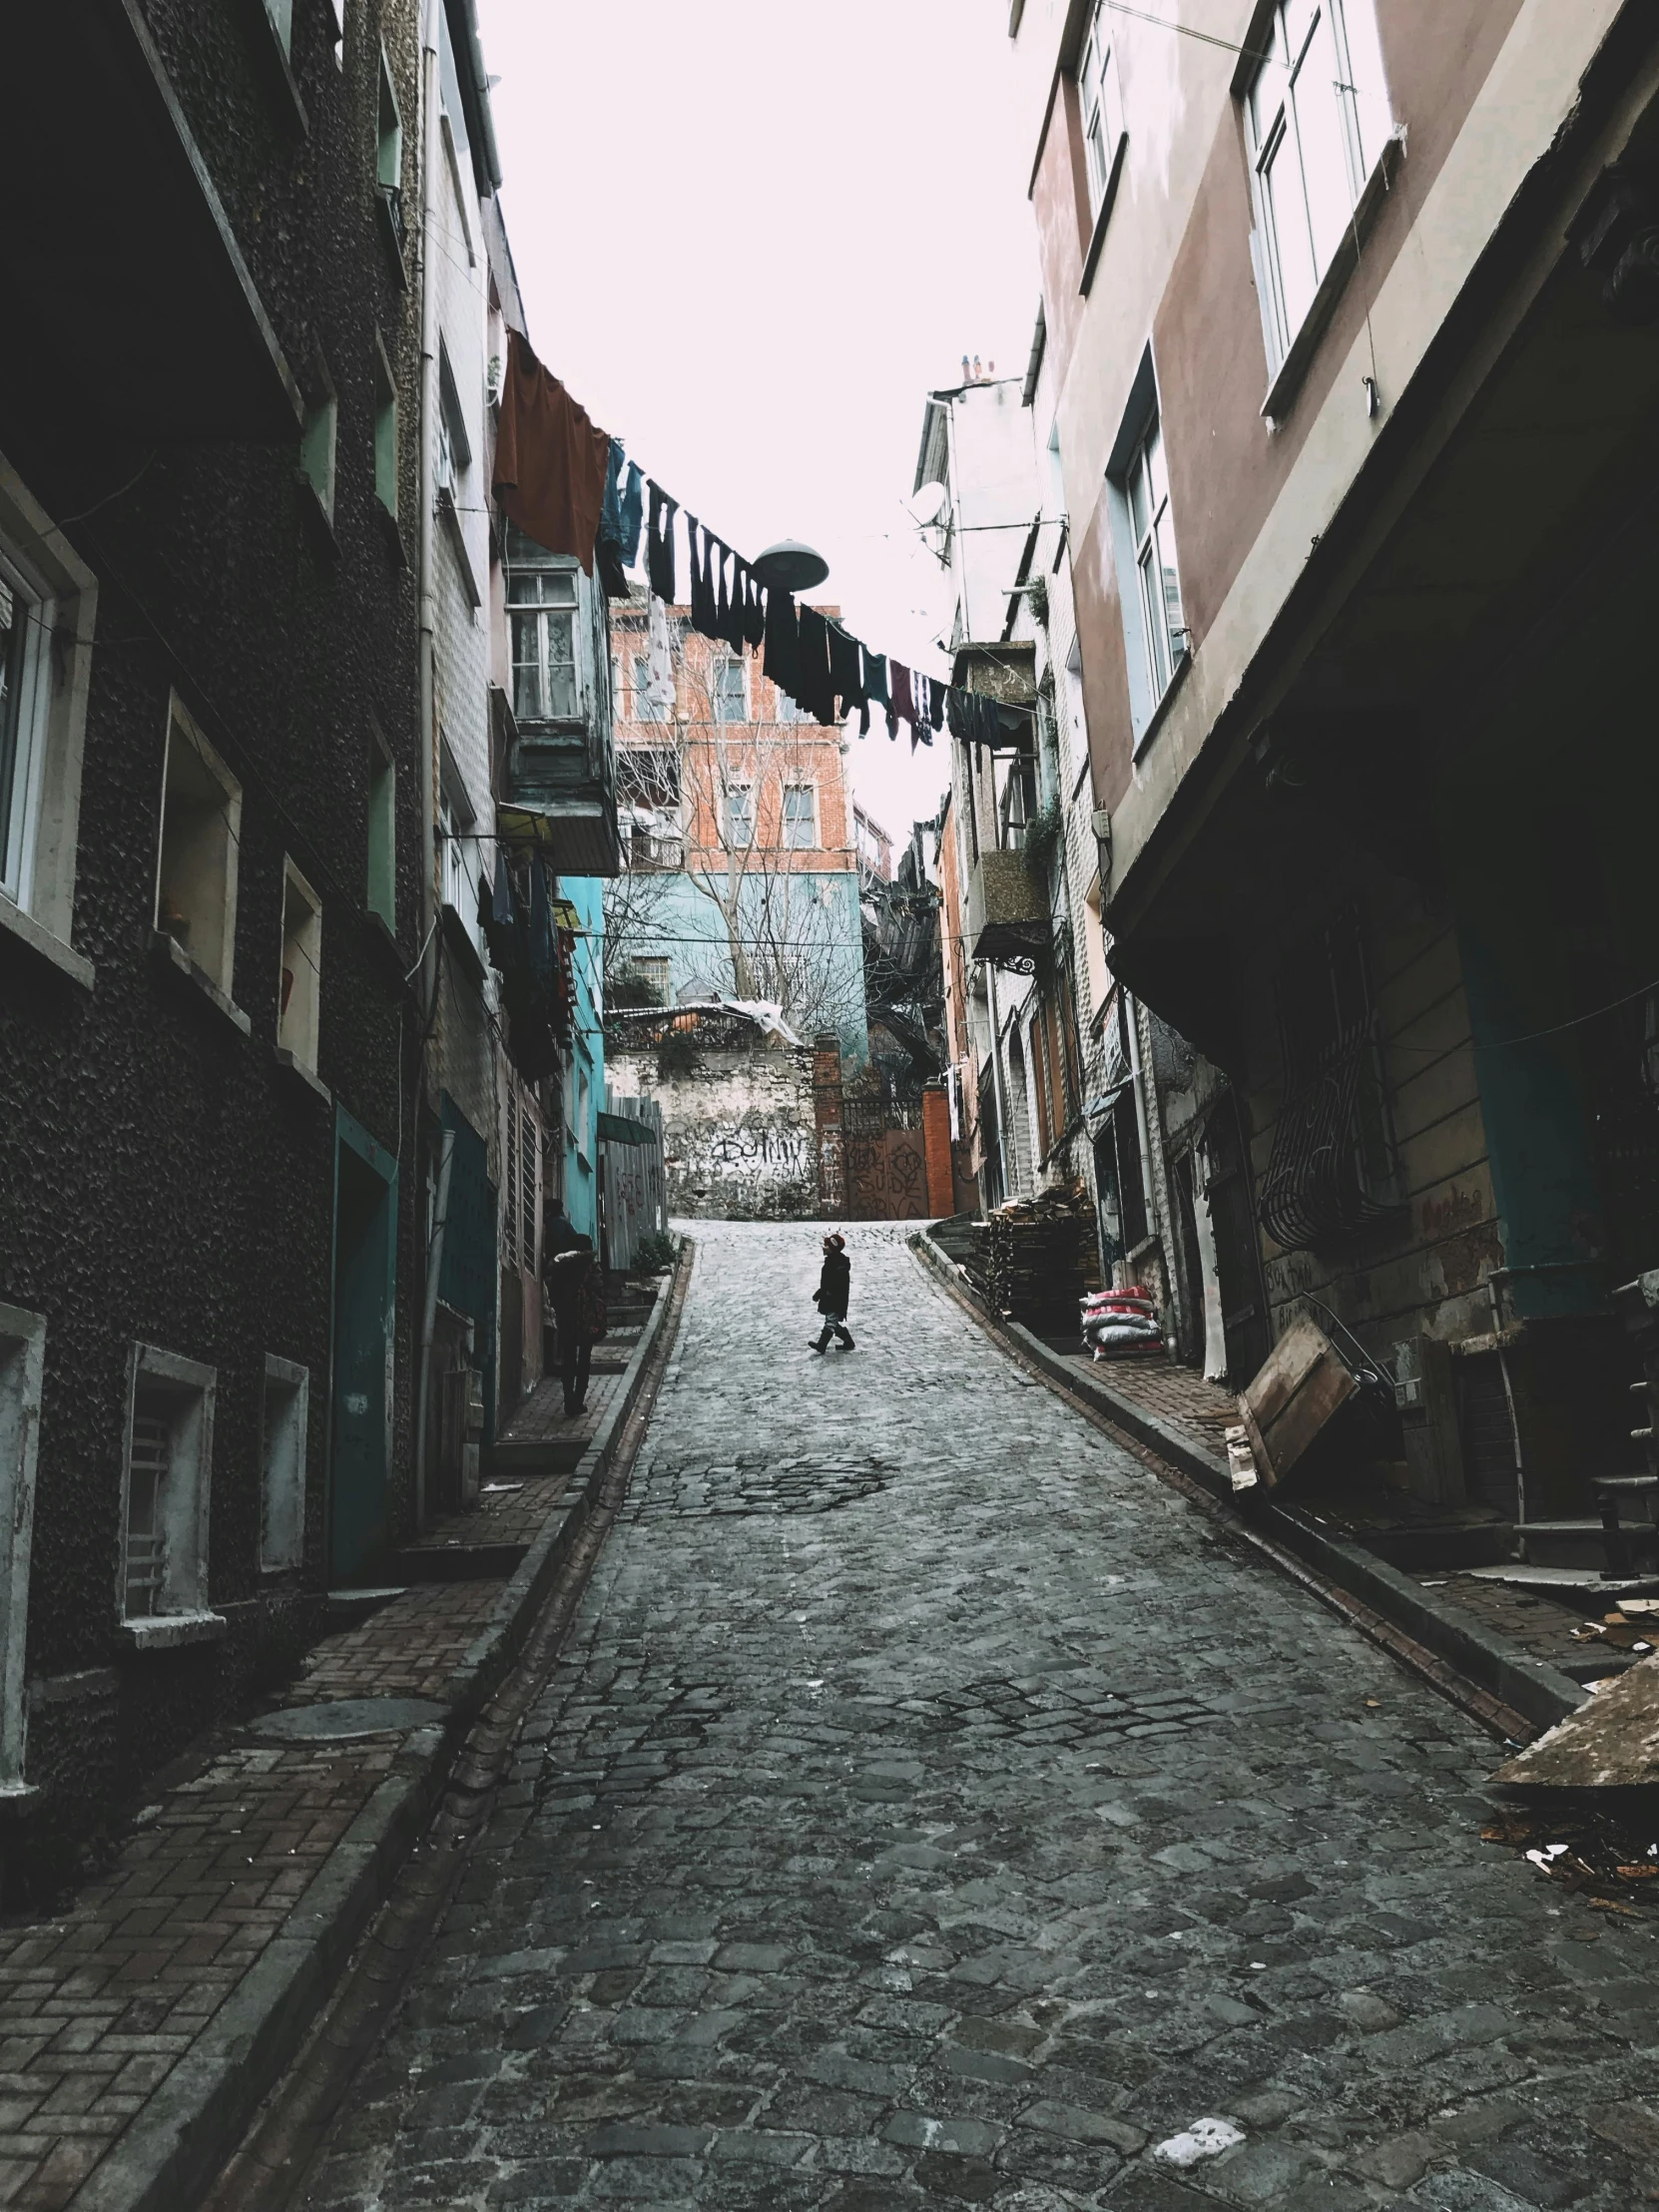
[304,1223,1659,2212]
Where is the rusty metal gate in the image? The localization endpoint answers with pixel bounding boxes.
[842,1098,929,1221]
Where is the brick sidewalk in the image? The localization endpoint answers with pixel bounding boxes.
[0,1576,506,2208]
[1043,1332,1239,1463]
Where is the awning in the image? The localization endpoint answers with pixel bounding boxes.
[598,1111,655,1147]
[1,0,302,441]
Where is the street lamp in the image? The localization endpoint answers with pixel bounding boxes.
[752,539,830,594]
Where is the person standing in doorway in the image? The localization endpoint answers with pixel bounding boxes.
[809,1233,854,1353]
[548,1234,606,1414]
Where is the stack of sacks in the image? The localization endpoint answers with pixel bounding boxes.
[1081,1285,1163,1360]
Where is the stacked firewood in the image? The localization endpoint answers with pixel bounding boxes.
[972,1187,1101,1329]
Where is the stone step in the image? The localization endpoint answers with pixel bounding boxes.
[1516,1517,1656,1572]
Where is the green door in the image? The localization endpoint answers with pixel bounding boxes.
[329,1108,397,1585]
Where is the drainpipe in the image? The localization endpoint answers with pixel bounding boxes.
[414,1126,455,1536]
[413,0,442,1533]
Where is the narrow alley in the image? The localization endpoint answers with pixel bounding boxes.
[300,1227,1659,2212]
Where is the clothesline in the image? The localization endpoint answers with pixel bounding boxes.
[492,329,1038,760]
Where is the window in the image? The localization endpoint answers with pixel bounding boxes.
[259,1357,308,1574]
[713,655,746,724]
[576,1066,592,1165]
[277,858,322,1073]
[626,955,672,1007]
[1128,412,1184,703]
[121,1347,220,1640]
[724,783,754,848]
[155,696,242,1001]
[437,756,474,919]
[0,459,97,969]
[436,343,471,499]
[373,336,397,517]
[772,686,805,724]
[632,655,667,724]
[299,351,337,524]
[502,1093,520,1269]
[783,785,817,851]
[0,563,47,909]
[508,536,580,723]
[1244,0,1392,372]
[366,741,395,928]
[521,1098,539,1260]
[323,0,344,65]
[0,1305,44,1793]
[377,46,405,251]
[264,0,293,56]
[1078,3,1126,220]
[1062,635,1090,786]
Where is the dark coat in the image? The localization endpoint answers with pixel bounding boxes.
[548,1248,606,1341]
[816,1249,851,1314]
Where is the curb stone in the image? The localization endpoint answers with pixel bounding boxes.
[909,1226,1584,1737]
[73,1257,683,2212]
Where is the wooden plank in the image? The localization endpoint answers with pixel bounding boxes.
[1242,1316,1329,1428]
[1239,1315,1359,1486]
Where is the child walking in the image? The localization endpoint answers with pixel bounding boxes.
[809,1233,854,1353]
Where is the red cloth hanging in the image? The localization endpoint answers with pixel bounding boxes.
[492,329,611,574]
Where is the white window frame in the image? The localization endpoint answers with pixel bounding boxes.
[119,1345,224,1646]
[0,1305,44,1794]
[713,655,747,726]
[377,43,403,192]
[155,692,243,1003]
[436,342,472,499]
[1078,2,1127,223]
[1242,0,1393,378]
[507,535,584,727]
[1105,354,1188,752]
[277,856,323,1074]
[724,781,754,849]
[0,454,97,982]
[259,1356,309,1574]
[782,784,818,852]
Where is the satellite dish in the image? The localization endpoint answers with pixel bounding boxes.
[907,481,948,527]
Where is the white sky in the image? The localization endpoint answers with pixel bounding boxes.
[476,0,1039,848]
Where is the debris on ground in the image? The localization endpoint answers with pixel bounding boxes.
[1480,1804,1659,1906]
[1491,1651,1659,1790]
[1152,2117,1246,2166]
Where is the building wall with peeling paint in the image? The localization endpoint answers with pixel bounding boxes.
[607,1038,820,1222]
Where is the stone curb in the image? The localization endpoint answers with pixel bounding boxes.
[75,1253,685,2212]
[909,1228,1584,1737]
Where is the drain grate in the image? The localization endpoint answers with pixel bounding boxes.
[626,1453,890,1519]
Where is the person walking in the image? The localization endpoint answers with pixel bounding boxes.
[548,1234,606,1414]
[809,1232,854,1353]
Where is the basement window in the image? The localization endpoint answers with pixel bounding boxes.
[259,1356,308,1573]
[155,694,242,1003]
[277,856,322,1073]
[0,1304,44,1793]
[121,1347,223,1645]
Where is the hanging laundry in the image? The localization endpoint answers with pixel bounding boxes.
[646,482,678,602]
[829,623,864,726]
[478,861,517,974]
[493,329,610,574]
[715,543,747,654]
[764,585,800,701]
[929,677,946,734]
[911,673,936,749]
[619,461,643,567]
[862,650,890,720]
[795,605,838,725]
[596,439,631,598]
[889,661,915,742]
[742,569,767,651]
[686,517,720,641]
[647,592,677,714]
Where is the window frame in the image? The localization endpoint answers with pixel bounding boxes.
[277,856,323,1074]
[119,1345,224,1646]
[366,732,396,929]
[1241,0,1394,383]
[373,331,398,519]
[1104,352,1188,752]
[712,654,747,726]
[1078,2,1127,225]
[258,1355,309,1575]
[783,783,818,853]
[723,781,755,849]
[0,453,98,980]
[154,692,244,1003]
[299,347,338,525]
[506,532,585,729]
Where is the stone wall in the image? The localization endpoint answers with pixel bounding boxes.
[608,1039,819,1221]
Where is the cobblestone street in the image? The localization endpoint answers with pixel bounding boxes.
[305,1224,1659,2211]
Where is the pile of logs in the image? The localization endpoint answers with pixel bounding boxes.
[970,1186,1101,1330]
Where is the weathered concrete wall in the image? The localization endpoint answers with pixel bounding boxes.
[608,1043,819,1221]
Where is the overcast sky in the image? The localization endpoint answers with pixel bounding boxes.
[476,0,1039,844]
